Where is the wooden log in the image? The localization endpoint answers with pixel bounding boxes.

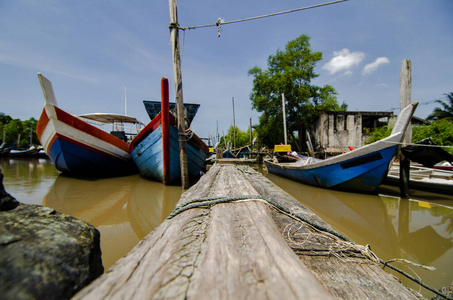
[74,165,418,299]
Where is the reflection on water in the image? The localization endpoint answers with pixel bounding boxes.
[41,175,183,269]
[2,158,452,297]
[267,173,453,298]
[0,158,183,270]
[0,157,59,205]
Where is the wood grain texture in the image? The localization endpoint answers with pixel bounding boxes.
[74,165,417,299]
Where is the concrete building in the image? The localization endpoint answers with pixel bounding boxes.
[313,111,396,154]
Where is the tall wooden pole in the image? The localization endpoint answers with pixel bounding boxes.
[161,78,170,185]
[232,97,236,149]
[249,117,252,148]
[169,0,189,188]
[399,59,412,197]
[400,59,412,144]
[282,93,288,145]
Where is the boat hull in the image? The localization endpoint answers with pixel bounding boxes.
[265,102,418,193]
[385,164,453,194]
[131,124,207,184]
[130,77,208,185]
[266,146,398,193]
[37,105,138,177]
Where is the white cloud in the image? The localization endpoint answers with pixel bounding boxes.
[322,49,365,75]
[362,57,390,75]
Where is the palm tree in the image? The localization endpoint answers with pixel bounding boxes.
[427,92,453,121]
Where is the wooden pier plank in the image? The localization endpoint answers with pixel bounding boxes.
[237,165,417,299]
[74,164,417,299]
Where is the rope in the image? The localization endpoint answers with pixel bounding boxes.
[382,140,453,149]
[176,0,348,31]
[177,129,193,142]
[166,194,452,299]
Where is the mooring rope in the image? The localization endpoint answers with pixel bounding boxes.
[166,194,452,299]
[382,140,453,149]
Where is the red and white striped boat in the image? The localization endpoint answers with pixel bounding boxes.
[36,73,141,177]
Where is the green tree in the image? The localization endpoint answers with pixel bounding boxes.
[365,119,453,154]
[0,112,13,125]
[1,116,39,149]
[413,119,453,153]
[248,34,344,149]
[219,126,257,149]
[427,92,453,121]
[364,125,392,145]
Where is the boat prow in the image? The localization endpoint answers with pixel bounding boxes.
[130,78,209,185]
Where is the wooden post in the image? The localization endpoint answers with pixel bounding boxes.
[249,117,252,149]
[399,60,412,196]
[399,153,410,198]
[232,97,236,149]
[306,130,315,158]
[400,59,412,144]
[169,0,189,188]
[161,78,170,185]
[282,93,288,145]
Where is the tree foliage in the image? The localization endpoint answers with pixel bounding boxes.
[364,125,392,145]
[427,92,453,121]
[248,34,344,149]
[218,126,257,149]
[365,119,453,155]
[0,113,39,149]
[412,119,453,153]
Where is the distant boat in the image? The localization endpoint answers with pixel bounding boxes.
[0,142,13,156]
[36,73,142,177]
[265,102,418,193]
[129,78,209,185]
[385,163,453,194]
[7,145,42,157]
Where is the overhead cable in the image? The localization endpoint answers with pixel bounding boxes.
[177,0,348,31]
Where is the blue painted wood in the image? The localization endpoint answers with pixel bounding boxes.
[132,124,207,184]
[266,146,398,193]
[48,137,138,177]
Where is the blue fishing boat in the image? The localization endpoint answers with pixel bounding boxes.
[129,78,209,185]
[265,102,418,193]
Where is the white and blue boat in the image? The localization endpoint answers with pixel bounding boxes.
[129,78,209,185]
[265,102,418,193]
[36,73,142,177]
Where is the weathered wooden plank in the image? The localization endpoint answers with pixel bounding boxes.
[237,165,418,299]
[74,164,332,299]
[74,164,418,299]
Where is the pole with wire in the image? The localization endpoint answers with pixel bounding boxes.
[169,0,189,189]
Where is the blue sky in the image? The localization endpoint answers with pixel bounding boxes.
[1,0,452,141]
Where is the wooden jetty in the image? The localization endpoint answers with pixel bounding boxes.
[74,164,418,299]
